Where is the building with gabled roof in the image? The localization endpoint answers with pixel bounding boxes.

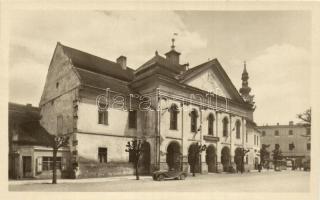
[8,102,69,179]
[37,41,261,178]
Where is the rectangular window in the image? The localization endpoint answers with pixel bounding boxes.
[57,115,63,135]
[274,130,279,136]
[98,110,108,125]
[129,110,137,129]
[257,136,259,146]
[262,131,266,136]
[307,143,311,151]
[42,157,62,171]
[289,130,293,136]
[289,143,295,150]
[254,135,256,145]
[98,147,108,163]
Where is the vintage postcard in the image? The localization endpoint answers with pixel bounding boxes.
[1,1,319,200]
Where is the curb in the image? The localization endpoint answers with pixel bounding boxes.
[9,176,152,185]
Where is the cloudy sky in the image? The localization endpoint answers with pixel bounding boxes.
[8,10,311,125]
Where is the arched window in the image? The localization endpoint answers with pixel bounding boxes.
[169,104,179,130]
[190,109,198,133]
[222,117,229,137]
[236,120,241,139]
[208,113,214,135]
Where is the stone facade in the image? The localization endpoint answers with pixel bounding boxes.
[38,42,261,178]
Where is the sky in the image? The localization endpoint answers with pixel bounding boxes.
[8,10,311,125]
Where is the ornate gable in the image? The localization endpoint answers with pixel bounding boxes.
[179,59,244,103]
[185,69,232,99]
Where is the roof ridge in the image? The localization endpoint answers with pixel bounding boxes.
[60,43,118,66]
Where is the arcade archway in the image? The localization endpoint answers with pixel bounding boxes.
[188,143,201,173]
[221,146,231,172]
[140,141,151,174]
[234,148,243,172]
[206,145,217,172]
[166,141,181,170]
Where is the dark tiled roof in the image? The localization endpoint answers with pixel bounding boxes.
[76,68,134,95]
[9,102,40,120]
[9,103,54,146]
[135,54,183,75]
[18,121,54,146]
[60,43,135,82]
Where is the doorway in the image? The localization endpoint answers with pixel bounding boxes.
[22,156,32,178]
[166,141,181,170]
[221,146,231,172]
[206,145,217,172]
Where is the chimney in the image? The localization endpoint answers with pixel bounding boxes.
[116,56,127,70]
[276,122,279,126]
[289,121,294,126]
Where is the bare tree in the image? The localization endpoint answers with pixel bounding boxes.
[297,108,311,125]
[188,143,206,177]
[260,144,270,169]
[272,144,283,171]
[125,137,145,180]
[297,108,311,140]
[51,135,69,184]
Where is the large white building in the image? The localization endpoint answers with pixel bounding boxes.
[37,41,261,178]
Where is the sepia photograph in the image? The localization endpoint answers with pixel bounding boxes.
[1,1,319,199]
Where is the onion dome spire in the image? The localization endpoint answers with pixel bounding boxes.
[239,61,254,105]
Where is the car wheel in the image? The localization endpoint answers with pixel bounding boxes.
[157,174,164,181]
[179,174,185,180]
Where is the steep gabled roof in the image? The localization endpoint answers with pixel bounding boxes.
[179,59,245,103]
[18,121,54,146]
[9,103,54,146]
[59,43,135,82]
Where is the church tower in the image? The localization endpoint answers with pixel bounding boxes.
[239,61,254,105]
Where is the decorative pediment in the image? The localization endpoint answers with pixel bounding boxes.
[184,68,232,99]
[179,59,244,103]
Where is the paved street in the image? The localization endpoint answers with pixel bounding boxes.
[9,170,309,192]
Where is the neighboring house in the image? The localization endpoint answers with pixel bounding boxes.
[38,41,261,178]
[8,103,69,179]
[258,121,310,165]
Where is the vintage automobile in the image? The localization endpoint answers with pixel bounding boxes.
[152,169,188,181]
